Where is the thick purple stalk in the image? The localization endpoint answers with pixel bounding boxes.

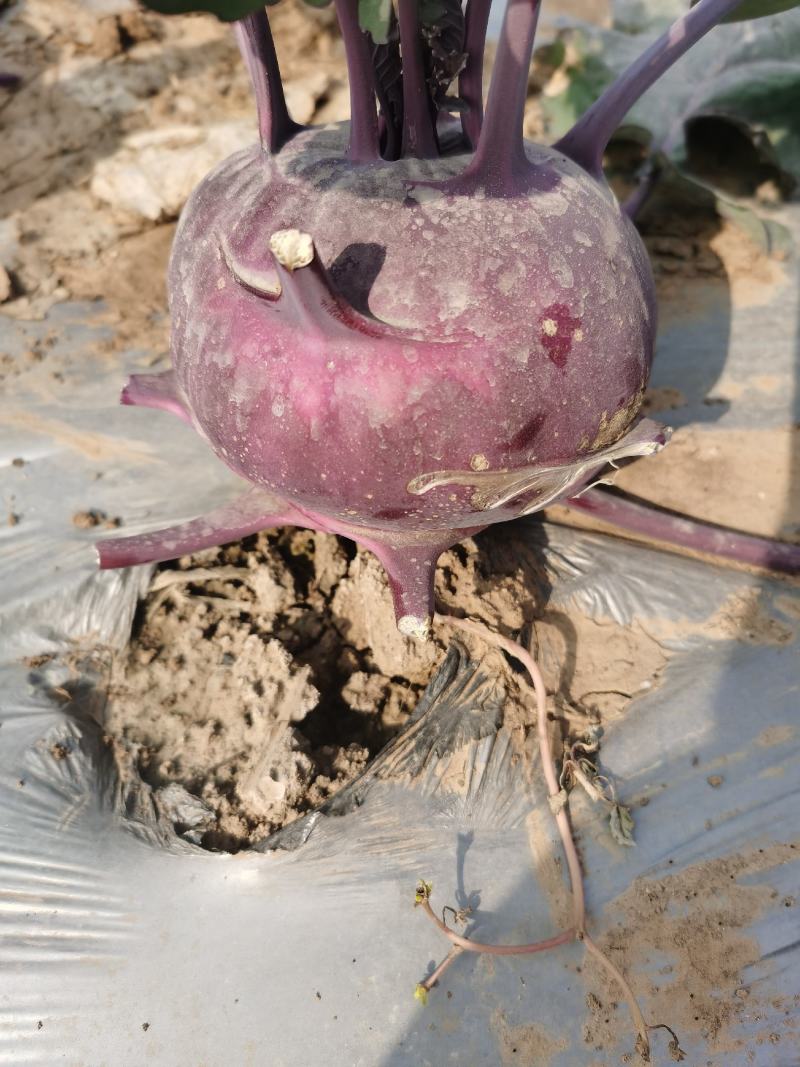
[459,0,493,149]
[398,0,439,158]
[121,370,192,426]
[334,0,381,162]
[234,10,300,154]
[97,490,304,569]
[462,0,542,193]
[265,231,393,338]
[556,0,746,178]
[565,488,800,575]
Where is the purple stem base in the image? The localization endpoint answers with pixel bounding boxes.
[97,489,483,639]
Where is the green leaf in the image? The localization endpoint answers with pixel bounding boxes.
[714,193,793,256]
[541,5,800,252]
[419,0,447,23]
[539,33,617,139]
[687,67,800,181]
[359,0,393,43]
[414,880,433,904]
[140,0,265,19]
[692,0,800,22]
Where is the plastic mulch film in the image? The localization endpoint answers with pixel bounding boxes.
[1,222,799,1064]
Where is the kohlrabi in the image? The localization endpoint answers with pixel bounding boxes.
[100,0,798,637]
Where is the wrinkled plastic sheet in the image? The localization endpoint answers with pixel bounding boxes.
[1,225,799,1065]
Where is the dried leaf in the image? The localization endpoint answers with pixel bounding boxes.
[575,724,603,753]
[668,1036,687,1062]
[572,761,607,804]
[635,1032,651,1062]
[420,0,467,109]
[548,788,569,815]
[609,803,636,847]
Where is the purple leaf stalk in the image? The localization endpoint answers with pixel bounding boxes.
[99,0,800,638]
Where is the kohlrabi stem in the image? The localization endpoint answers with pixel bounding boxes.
[334,0,381,162]
[267,230,387,338]
[459,0,493,149]
[234,10,299,154]
[467,0,542,192]
[398,0,439,158]
[556,0,746,178]
[426,613,652,1059]
[565,487,800,575]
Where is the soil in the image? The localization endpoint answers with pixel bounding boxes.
[101,520,671,850]
[611,424,800,543]
[581,842,800,1060]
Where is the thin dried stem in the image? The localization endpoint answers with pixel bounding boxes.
[419,895,574,955]
[429,611,653,1059]
[419,945,464,993]
[435,612,584,928]
[583,931,650,1054]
